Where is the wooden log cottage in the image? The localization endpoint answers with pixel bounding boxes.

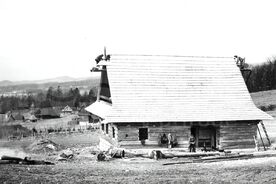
[86,55,273,150]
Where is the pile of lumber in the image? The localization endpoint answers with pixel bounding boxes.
[163,153,254,165]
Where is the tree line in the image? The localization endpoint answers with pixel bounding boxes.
[245,57,276,92]
[0,86,97,113]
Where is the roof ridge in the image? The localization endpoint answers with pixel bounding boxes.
[111,54,233,59]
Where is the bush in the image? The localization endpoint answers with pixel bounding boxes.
[48,127,55,133]
[258,104,276,111]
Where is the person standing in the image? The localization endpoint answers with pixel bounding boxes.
[189,134,196,152]
[167,133,173,148]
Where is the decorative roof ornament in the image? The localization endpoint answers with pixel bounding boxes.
[91,47,110,72]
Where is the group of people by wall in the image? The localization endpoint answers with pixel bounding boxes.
[160,133,177,148]
[159,133,196,152]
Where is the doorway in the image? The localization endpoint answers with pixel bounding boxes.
[191,125,216,149]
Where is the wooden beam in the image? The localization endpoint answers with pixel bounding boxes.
[257,126,266,151]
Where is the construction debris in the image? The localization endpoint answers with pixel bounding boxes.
[148,150,164,160]
[27,139,64,154]
[108,149,125,158]
[57,149,74,161]
[97,152,107,161]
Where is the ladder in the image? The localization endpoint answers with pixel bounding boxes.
[260,121,271,147]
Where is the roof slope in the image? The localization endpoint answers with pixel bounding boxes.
[62,105,73,112]
[85,101,111,119]
[98,55,273,122]
[39,108,60,117]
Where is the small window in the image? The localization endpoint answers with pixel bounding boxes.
[106,124,109,134]
[112,127,115,138]
[101,124,104,131]
[139,128,148,140]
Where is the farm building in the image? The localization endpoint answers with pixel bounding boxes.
[0,113,15,124]
[36,107,60,119]
[61,105,73,115]
[78,106,100,124]
[86,55,273,150]
[12,112,24,121]
[22,112,37,122]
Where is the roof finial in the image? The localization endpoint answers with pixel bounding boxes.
[104,47,106,59]
[103,46,110,61]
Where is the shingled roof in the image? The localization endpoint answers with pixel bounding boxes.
[88,55,273,123]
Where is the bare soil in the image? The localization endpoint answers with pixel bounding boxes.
[1,156,276,184]
[1,131,276,183]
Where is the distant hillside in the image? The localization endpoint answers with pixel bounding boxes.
[0,80,13,87]
[251,89,276,120]
[0,76,100,94]
[0,76,92,87]
[34,76,77,84]
[251,89,276,108]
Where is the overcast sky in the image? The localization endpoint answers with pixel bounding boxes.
[0,0,276,81]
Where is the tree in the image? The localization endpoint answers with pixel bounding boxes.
[88,88,97,102]
[40,100,52,108]
[56,86,63,97]
[46,87,54,101]
[245,57,276,92]
[73,88,81,108]
[80,91,89,103]
[27,94,35,108]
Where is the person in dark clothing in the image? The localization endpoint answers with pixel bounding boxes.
[160,133,168,145]
[32,127,37,137]
[189,134,196,152]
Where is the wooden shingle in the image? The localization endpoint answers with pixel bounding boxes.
[103,55,272,123]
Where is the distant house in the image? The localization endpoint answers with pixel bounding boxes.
[22,113,37,122]
[0,112,15,124]
[86,54,273,150]
[61,105,73,115]
[12,112,24,121]
[36,108,60,119]
[0,114,7,124]
[78,107,100,124]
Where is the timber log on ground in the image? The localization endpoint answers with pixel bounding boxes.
[0,155,54,165]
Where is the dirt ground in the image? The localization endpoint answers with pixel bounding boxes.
[1,131,276,184]
[1,154,276,183]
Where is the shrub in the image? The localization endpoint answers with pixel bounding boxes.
[48,127,55,133]
[258,104,276,111]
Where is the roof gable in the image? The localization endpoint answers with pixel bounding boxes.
[62,105,73,112]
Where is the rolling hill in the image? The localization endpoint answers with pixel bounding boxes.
[0,75,100,94]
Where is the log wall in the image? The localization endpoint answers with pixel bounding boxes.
[101,121,259,150]
[115,122,191,148]
[219,121,259,149]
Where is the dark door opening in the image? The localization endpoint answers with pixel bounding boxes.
[191,125,216,149]
[105,124,109,134]
[139,128,148,140]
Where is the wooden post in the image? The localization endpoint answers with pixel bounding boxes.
[257,126,266,151]
[253,135,259,151]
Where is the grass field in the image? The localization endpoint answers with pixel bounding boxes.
[251,90,276,146]
[20,114,79,131]
[251,89,276,108]
[0,131,100,152]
